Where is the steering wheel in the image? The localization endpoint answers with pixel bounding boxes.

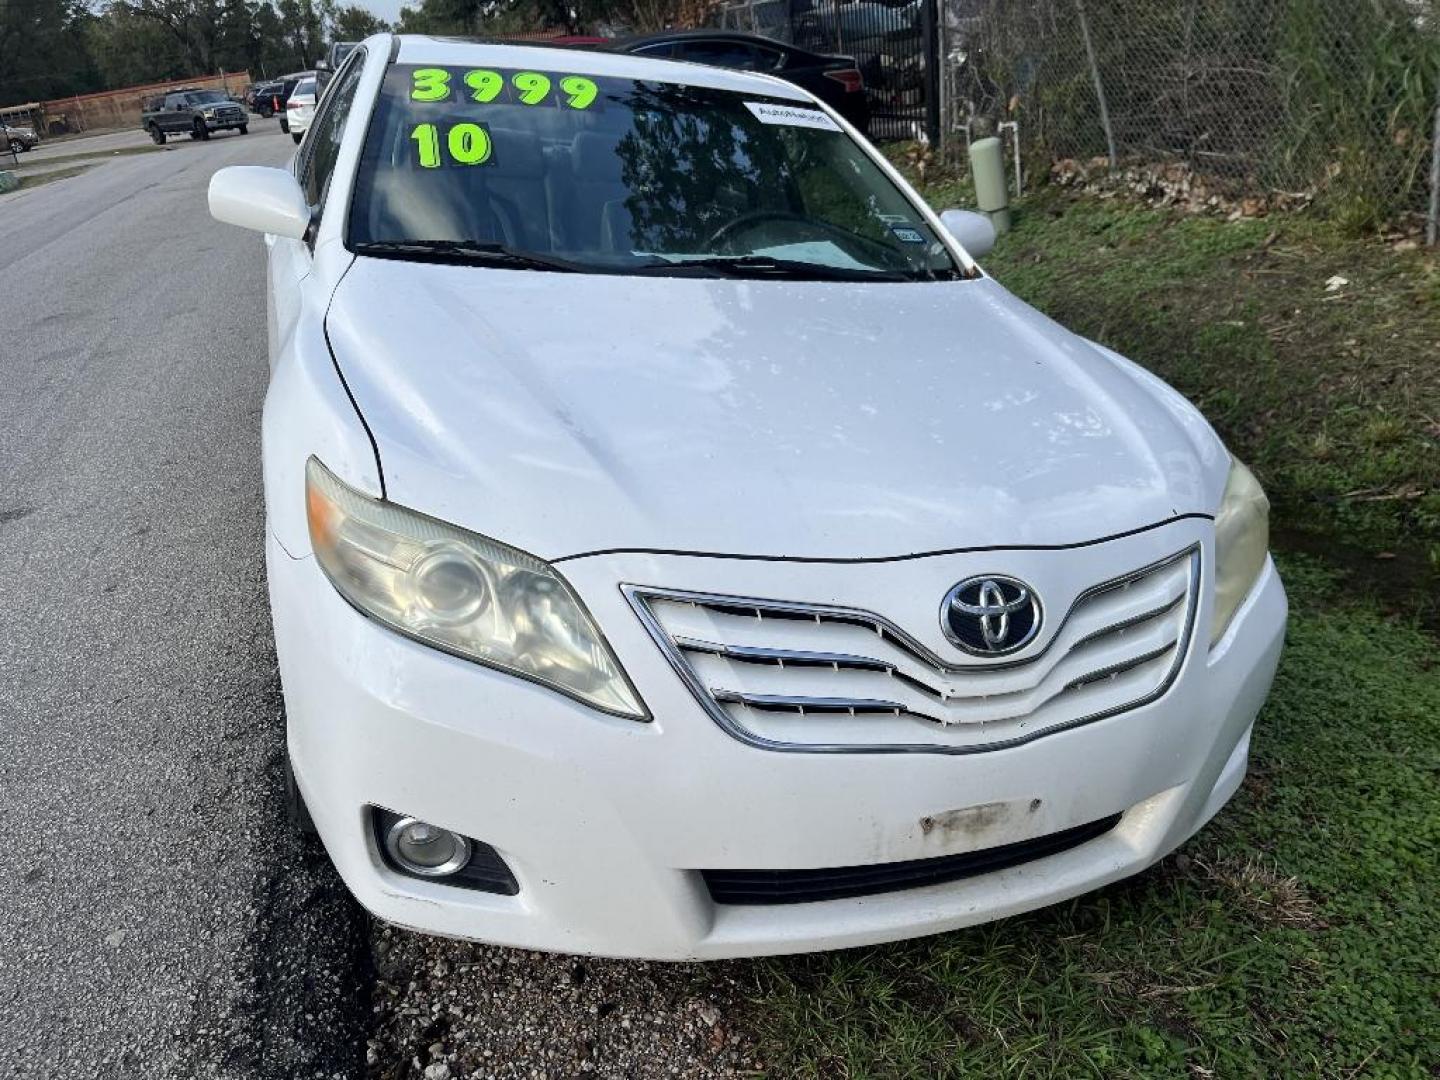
[704,209,913,269]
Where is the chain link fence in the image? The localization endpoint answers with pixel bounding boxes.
[945,0,1440,235]
[707,0,1440,236]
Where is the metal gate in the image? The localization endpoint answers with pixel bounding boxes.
[790,0,938,141]
[715,0,941,143]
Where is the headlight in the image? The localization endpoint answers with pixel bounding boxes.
[305,458,646,719]
[1211,458,1270,646]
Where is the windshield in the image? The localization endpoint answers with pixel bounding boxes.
[347,64,960,280]
[190,91,229,104]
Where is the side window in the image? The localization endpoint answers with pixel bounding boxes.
[300,50,366,211]
[753,46,785,71]
[679,40,761,70]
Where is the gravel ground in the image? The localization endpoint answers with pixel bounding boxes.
[367,929,764,1079]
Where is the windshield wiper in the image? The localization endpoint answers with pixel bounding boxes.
[351,239,583,273]
[632,255,918,282]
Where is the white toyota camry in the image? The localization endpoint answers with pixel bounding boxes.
[208,34,1286,959]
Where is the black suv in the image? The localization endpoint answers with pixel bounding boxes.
[142,89,248,143]
[247,80,284,117]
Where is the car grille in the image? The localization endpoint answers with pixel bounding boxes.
[701,813,1123,905]
[626,545,1200,753]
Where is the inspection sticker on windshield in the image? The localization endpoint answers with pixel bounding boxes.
[743,101,841,131]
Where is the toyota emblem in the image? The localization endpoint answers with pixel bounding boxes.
[941,576,1042,656]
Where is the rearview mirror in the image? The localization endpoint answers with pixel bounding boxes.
[209,165,311,240]
[939,209,997,258]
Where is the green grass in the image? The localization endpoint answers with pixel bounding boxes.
[729,167,1440,1077]
[741,554,1439,1078]
[0,163,95,195]
[944,177,1440,561]
[13,143,165,168]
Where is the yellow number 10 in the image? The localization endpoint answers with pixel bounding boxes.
[410,123,493,168]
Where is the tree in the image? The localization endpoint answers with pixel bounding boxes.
[0,0,100,104]
[332,2,386,40]
[85,3,189,87]
[274,0,329,66]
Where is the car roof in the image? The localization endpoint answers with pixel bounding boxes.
[621,29,795,47]
[391,34,811,101]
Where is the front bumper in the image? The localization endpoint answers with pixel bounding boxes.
[272,520,1285,960]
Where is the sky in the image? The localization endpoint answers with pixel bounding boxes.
[358,0,407,27]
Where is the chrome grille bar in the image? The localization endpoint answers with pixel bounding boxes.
[624,544,1201,754]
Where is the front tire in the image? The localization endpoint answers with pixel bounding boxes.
[148,126,165,145]
[291,131,302,145]
[194,120,210,141]
[279,116,289,134]
[239,125,248,135]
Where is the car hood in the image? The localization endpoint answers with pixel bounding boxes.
[326,257,1226,561]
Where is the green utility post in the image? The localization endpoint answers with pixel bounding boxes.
[969,136,1011,235]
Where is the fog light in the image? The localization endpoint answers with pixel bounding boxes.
[384,816,472,877]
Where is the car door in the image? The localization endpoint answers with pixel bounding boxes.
[266,53,365,373]
[166,94,191,132]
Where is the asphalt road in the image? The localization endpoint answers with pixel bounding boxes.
[0,125,371,1078]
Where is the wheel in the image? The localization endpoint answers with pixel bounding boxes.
[291,132,302,145]
[283,754,317,836]
[239,125,248,135]
[194,119,210,141]
[8,139,23,153]
[279,116,289,134]
[148,126,165,146]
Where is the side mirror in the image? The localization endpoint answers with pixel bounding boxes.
[209,165,311,239]
[939,209,997,259]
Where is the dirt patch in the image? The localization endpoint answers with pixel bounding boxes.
[367,927,762,1078]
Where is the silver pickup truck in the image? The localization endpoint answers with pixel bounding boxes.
[141,89,249,143]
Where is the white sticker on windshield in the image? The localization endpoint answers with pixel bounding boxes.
[744,101,842,132]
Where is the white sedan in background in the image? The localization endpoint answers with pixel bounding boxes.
[208,35,1285,959]
[284,76,317,144]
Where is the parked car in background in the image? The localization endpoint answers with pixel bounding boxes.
[207,36,1285,961]
[315,41,359,96]
[247,79,284,117]
[615,30,870,132]
[284,77,318,144]
[272,72,315,134]
[141,88,248,143]
[3,122,38,153]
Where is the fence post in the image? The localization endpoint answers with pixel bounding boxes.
[1075,0,1117,169]
[922,0,941,147]
[1428,71,1439,246]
